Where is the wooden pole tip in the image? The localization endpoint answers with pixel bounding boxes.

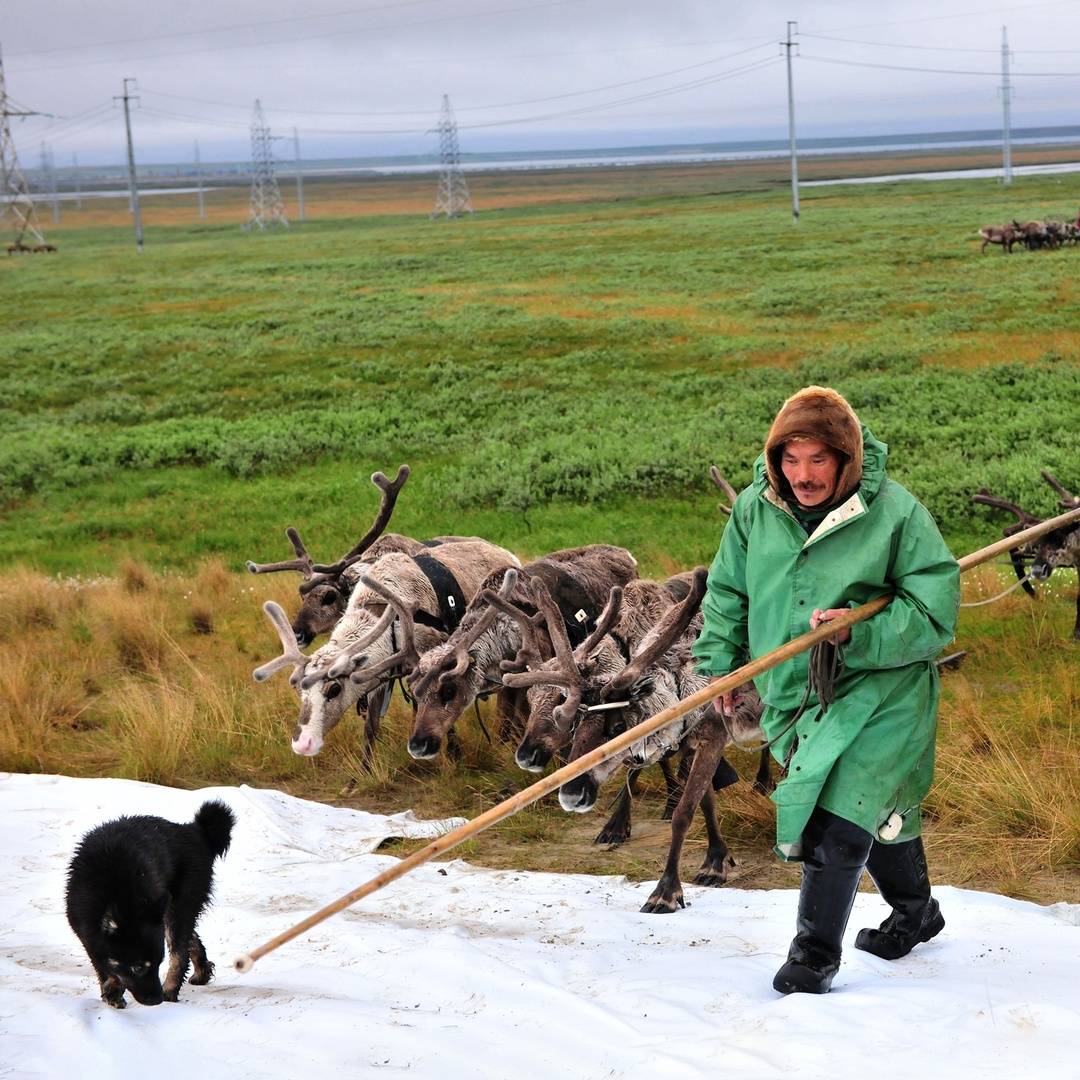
[234,954,255,974]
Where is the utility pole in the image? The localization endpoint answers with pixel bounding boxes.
[1000,26,1013,185]
[783,22,800,224]
[243,100,288,230]
[431,95,473,219]
[194,140,206,218]
[0,43,47,249]
[118,78,143,252]
[72,153,82,211]
[293,128,305,223]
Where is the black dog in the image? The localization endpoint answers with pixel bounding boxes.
[65,799,236,1008]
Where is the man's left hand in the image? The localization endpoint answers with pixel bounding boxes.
[810,607,852,644]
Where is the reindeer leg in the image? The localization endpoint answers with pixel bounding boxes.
[641,734,727,913]
[692,784,736,888]
[753,749,774,795]
[495,686,530,744]
[661,756,687,820]
[1073,589,1080,641]
[361,684,390,771]
[595,772,635,846]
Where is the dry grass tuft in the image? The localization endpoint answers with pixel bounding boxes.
[1,561,1078,902]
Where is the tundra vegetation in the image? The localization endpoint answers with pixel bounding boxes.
[1,158,1078,903]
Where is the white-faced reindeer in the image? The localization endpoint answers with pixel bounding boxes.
[254,540,520,765]
[973,470,1080,638]
[504,567,764,914]
[247,465,483,647]
[405,546,640,761]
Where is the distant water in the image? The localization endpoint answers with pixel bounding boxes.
[34,125,1080,185]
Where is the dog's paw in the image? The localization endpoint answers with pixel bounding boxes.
[101,975,127,1009]
[188,959,215,986]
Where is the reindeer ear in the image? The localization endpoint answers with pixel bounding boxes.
[629,675,657,702]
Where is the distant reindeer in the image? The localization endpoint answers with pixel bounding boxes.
[978,224,1020,254]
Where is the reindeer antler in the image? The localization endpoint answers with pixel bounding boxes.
[246,527,316,578]
[1042,471,1080,510]
[307,465,410,583]
[605,566,708,700]
[299,603,399,688]
[341,572,425,685]
[498,577,600,729]
[253,601,311,685]
[972,487,1045,536]
[709,467,739,515]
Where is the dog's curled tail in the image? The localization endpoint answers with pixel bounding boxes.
[194,799,236,859]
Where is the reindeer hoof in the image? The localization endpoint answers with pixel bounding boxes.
[640,890,685,914]
[594,825,630,846]
[694,853,736,888]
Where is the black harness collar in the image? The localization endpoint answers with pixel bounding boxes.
[410,553,468,635]
[525,564,598,647]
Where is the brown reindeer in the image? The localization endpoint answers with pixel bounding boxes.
[497,572,697,844]
[405,545,639,761]
[520,567,764,913]
[978,224,1020,254]
[973,471,1080,638]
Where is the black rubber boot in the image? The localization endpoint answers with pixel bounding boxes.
[773,808,874,995]
[855,836,945,960]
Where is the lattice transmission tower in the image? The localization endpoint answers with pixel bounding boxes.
[243,99,288,231]
[0,45,46,249]
[431,95,472,219]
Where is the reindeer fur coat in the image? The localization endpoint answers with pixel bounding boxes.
[692,418,960,860]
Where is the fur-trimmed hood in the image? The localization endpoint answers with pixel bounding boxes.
[764,386,865,505]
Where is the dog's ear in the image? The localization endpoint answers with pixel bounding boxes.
[101,904,120,936]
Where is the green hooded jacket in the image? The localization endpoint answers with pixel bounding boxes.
[692,426,961,859]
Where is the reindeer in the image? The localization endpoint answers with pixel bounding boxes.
[254,540,519,766]
[973,471,1080,638]
[247,465,485,646]
[508,568,764,913]
[405,545,639,761]
[979,224,1020,254]
[1012,220,1052,251]
[496,572,699,844]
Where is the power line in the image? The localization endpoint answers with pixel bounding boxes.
[799,52,1080,77]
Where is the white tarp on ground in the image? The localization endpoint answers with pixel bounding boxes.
[3,773,1078,1080]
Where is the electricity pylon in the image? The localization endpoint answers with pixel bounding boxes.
[431,95,472,219]
[0,45,46,249]
[243,99,288,231]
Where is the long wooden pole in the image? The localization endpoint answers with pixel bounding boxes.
[234,506,1080,973]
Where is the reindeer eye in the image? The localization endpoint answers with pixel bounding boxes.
[324,682,342,700]
[438,682,457,705]
[320,590,340,608]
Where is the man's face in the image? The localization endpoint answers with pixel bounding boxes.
[781,438,841,508]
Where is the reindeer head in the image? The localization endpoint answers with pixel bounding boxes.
[246,465,410,646]
[405,569,522,759]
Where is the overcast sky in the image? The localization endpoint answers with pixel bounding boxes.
[3,0,1079,167]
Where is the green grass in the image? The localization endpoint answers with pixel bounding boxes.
[2,169,1079,577]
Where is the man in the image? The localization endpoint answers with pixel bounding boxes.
[693,386,960,995]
